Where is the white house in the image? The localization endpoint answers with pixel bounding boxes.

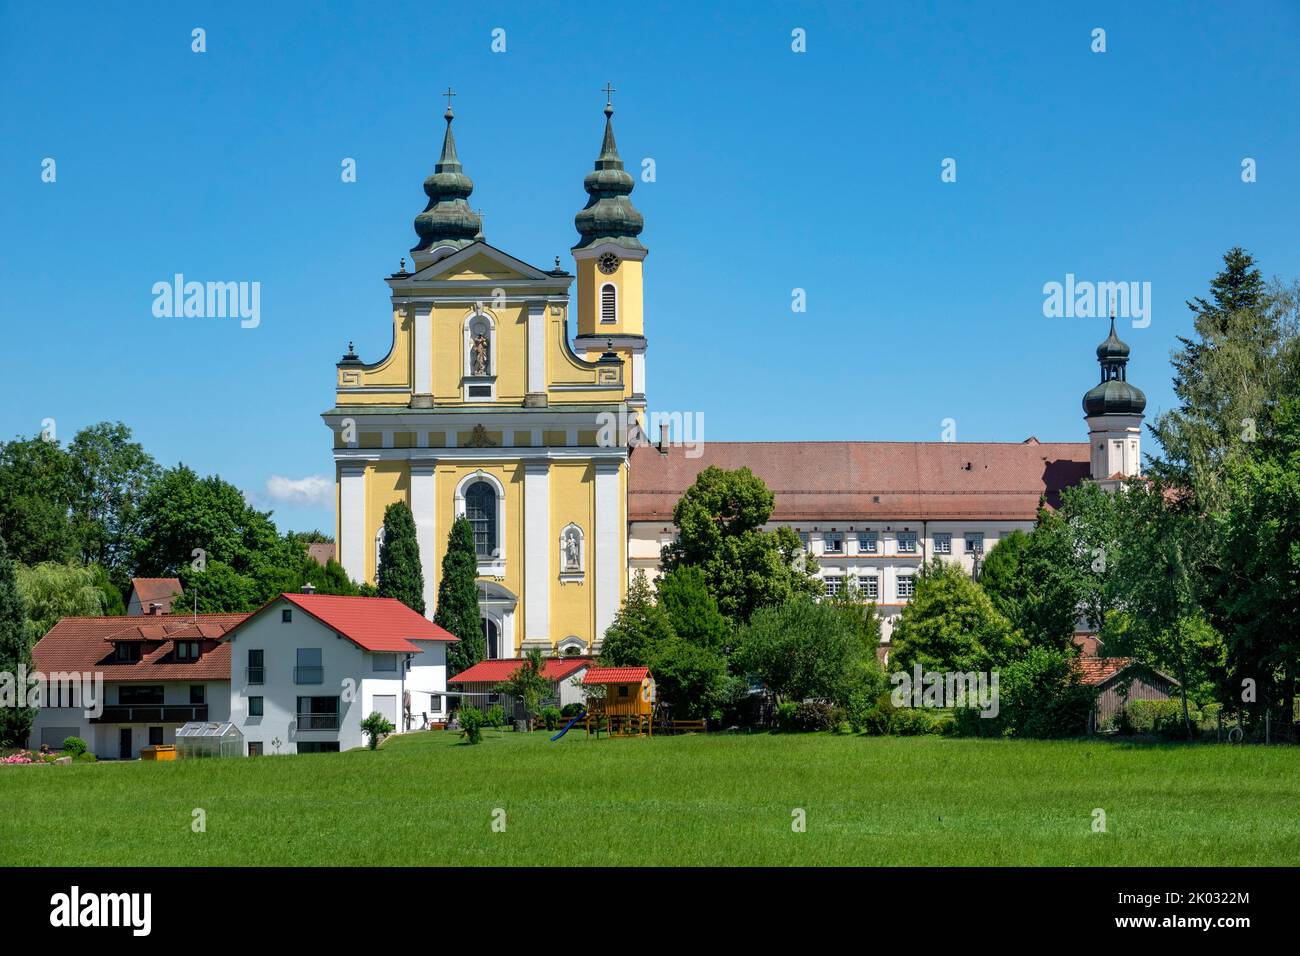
[220,591,458,755]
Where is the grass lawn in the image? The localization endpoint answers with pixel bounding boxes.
[2,730,1298,866]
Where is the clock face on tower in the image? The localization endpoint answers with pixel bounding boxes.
[597,252,620,275]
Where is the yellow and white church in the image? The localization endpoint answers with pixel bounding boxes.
[325,97,1147,657]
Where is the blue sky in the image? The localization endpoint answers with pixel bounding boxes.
[3,1,1298,534]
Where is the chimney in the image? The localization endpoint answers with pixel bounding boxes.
[148,602,163,616]
[301,583,317,595]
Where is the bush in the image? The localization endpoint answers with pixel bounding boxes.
[890,708,932,736]
[539,706,562,731]
[459,705,485,745]
[61,736,87,757]
[560,703,585,718]
[956,647,1096,739]
[76,752,96,762]
[1126,699,1200,739]
[360,712,395,750]
[793,701,837,732]
[484,705,505,728]
[774,700,799,731]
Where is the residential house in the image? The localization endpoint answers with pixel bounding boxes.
[125,577,184,616]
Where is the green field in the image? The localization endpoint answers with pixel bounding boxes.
[3,730,1298,866]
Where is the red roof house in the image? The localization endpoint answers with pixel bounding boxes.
[126,577,184,615]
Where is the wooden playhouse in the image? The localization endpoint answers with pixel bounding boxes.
[583,666,655,737]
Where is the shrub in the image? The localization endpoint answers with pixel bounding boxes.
[890,708,932,736]
[360,712,395,750]
[560,703,584,718]
[76,752,96,762]
[1127,699,1200,739]
[540,707,562,731]
[459,705,485,745]
[60,736,87,757]
[792,701,837,732]
[484,705,505,728]
[774,700,799,731]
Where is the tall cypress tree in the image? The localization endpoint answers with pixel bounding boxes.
[376,501,425,615]
[0,533,34,747]
[437,517,485,675]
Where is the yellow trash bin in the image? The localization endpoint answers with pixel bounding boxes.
[140,744,176,761]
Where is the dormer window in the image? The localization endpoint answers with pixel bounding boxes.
[114,642,141,663]
[600,283,617,324]
[176,641,201,661]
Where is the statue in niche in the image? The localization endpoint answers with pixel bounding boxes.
[563,528,581,572]
[470,331,490,376]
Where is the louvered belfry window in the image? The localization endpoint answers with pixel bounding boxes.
[600,284,617,323]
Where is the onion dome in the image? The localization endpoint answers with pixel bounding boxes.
[412,107,482,252]
[1083,317,1146,415]
[573,102,645,252]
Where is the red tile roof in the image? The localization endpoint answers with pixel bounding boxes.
[583,666,650,685]
[628,441,1091,522]
[128,577,183,613]
[33,613,247,682]
[223,593,458,654]
[450,658,588,684]
[1075,657,1134,686]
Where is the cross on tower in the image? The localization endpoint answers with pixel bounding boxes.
[602,82,616,107]
[443,86,457,111]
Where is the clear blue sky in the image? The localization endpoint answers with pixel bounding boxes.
[3,1,1298,534]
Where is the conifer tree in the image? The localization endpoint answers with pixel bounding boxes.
[376,501,425,615]
[436,517,484,675]
[0,534,34,747]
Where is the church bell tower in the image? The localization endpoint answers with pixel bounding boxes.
[1083,317,1147,491]
[571,88,648,425]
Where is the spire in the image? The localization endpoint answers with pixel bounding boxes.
[1083,315,1146,416]
[412,95,482,253]
[573,86,645,252]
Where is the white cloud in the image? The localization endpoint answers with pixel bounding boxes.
[265,474,333,508]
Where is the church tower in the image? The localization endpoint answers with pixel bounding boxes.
[571,92,648,426]
[1083,317,1146,491]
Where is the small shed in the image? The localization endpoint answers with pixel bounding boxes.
[1077,657,1178,729]
[175,721,243,758]
[584,666,655,715]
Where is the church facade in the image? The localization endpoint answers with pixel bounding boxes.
[327,99,1146,655]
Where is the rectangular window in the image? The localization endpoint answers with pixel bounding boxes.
[298,742,341,754]
[282,608,293,623]
[859,576,880,600]
[247,649,265,685]
[823,532,844,554]
[175,641,200,661]
[897,531,918,554]
[148,726,164,746]
[965,533,985,555]
[249,696,264,717]
[248,741,263,757]
[797,531,810,549]
[372,653,397,672]
[119,685,164,705]
[189,685,205,705]
[618,686,629,697]
[934,533,952,554]
[297,696,340,730]
[114,642,141,662]
[295,648,323,685]
[857,532,878,554]
[824,575,842,597]
[897,576,915,598]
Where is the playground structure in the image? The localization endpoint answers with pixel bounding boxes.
[583,666,656,737]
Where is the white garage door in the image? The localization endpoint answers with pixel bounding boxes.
[373,695,397,726]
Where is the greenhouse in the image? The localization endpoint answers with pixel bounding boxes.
[175,721,244,758]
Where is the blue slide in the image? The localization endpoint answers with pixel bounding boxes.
[550,712,587,741]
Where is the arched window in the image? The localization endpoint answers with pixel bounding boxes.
[600,283,617,324]
[464,480,497,558]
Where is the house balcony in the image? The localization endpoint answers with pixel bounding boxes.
[296,713,339,730]
[92,705,209,724]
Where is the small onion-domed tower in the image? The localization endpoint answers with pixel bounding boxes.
[1083,317,1146,489]
[411,105,482,267]
[571,87,649,423]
